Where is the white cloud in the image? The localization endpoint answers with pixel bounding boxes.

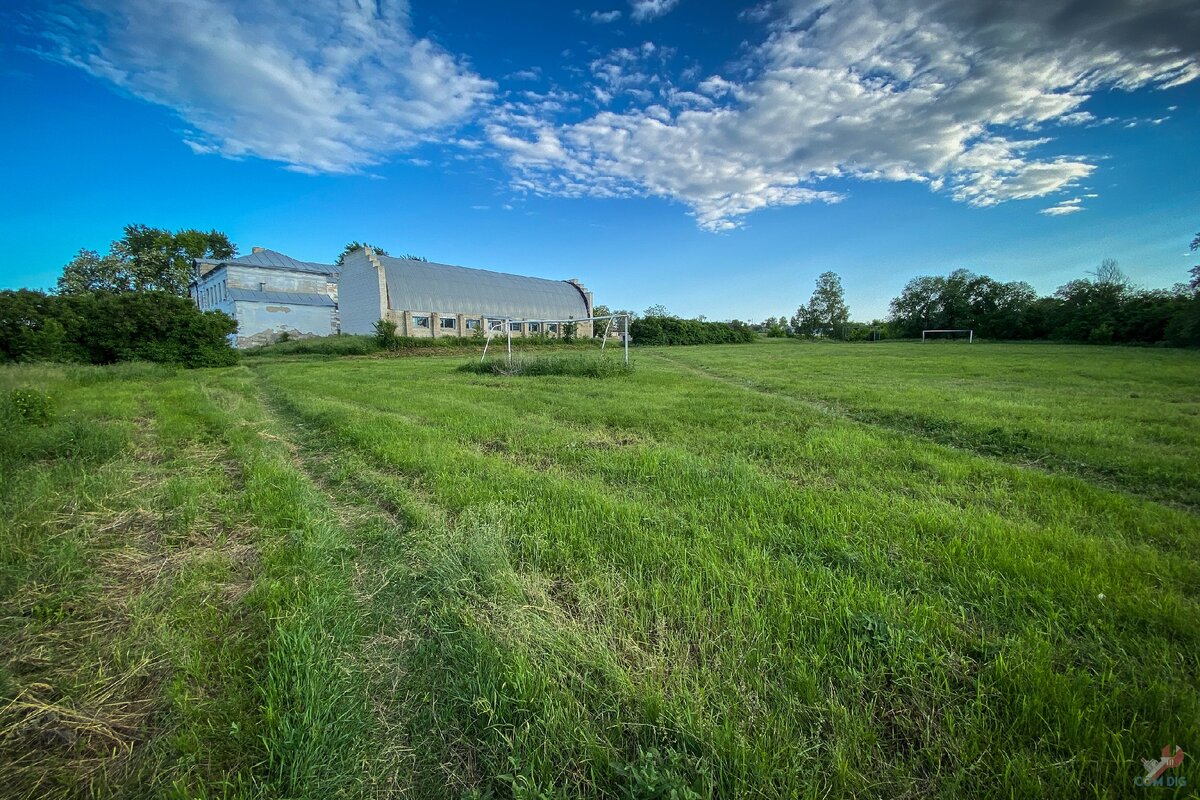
[488,0,1198,230]
[507,67,543,81]
[37,0,494,173]
[630,0,680,22]
[586,9,623,23]
[1041,198,1086,216]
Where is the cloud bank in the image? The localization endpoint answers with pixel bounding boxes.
[39,0,494,174]
[489,0,1198,229]
[36,0,1200,228]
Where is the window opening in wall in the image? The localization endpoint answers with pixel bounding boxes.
[440,317,457,329]
[547,323,559,333]
[528,322,541,333]
[509,322,522,332]
[414,316,430,328]
[465,319,480,330]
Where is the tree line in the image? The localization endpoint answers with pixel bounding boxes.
[2,224,241,366]
[759,233,1200,346]
[0,229,441,367]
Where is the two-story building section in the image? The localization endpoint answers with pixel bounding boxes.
[190,248,338,348]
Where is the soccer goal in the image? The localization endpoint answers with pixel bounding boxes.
[480,314,632,365]
[922,329,974,343]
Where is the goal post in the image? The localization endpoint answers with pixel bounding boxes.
[922,329,974,343]
[480,314,631,365]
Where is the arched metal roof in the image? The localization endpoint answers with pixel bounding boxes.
[378,255,588,320]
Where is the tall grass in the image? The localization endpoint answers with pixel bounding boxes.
[5,342,1198,797]
[252,344,1200,797]
[0,363,370,798]
[460,353,633,377]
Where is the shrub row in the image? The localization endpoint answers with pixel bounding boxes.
[0,289,237,367]
[630,316,757,346]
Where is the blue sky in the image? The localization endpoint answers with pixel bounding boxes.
[2,0,1197,321]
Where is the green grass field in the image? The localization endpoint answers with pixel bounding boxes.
[2,341,1197,798]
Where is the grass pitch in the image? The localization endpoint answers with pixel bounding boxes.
[1,341,1197,798]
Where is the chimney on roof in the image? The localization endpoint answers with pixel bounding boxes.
[252,246,264,253]
[567,278,581,285]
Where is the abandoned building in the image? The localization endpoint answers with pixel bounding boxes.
[336,247,594,339]
[190,248,338,348]
[192,245,593,347]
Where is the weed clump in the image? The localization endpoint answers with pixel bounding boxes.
[459,354,633,377]
[2,387,54,426]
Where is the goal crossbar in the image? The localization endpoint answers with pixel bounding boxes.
[481,314,631,364]
[922,329,974,342]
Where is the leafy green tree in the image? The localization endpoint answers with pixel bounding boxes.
[794,271,849,336]
[57,225,236,296]
[56,250,132,295]
[593,304,635,335]
[643,304,671,318]
[888,269,1036,339]
[762,317,788,337]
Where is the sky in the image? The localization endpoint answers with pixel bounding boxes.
[1,0,1197,321]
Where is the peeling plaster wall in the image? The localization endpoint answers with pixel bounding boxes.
[235,301,335,347]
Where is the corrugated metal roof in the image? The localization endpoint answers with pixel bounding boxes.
[378,255,588,320]
[227,288,335,307]
[196,249,337,275]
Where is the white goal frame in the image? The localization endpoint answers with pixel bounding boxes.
[922,329,974,343]
[480,314,631,365]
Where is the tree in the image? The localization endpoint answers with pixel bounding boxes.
[762,317,788,337]
[336,242,389,266]
[1088,258,1128,287]
[794,271,849,336]
[1190,232,1199,291]
[334,242,428,266]
[56,249,132,295]
[643,303,671,318]
[592,304,634,336]
[57,224,236,296]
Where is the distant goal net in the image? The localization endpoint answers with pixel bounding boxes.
[922,329,974,343]
[480,314,631,365]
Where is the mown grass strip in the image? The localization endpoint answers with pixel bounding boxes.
[253,355,1200,798]
[0,364,264,798]
[653,341,1200,509]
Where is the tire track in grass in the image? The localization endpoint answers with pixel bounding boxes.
[252,369,739,798]
[645,350,1197,514]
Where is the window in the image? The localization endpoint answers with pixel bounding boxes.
[509,322,523,332]
[528,322,541,333]
[259,282,266,291]
[440,317,457,329]
[414,316,430,328]
[465,319,480,330]
[547,323,559,334]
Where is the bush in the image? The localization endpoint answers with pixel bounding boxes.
[0,289,237,368]
[630,316,756,346]
[374,319,399,350]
